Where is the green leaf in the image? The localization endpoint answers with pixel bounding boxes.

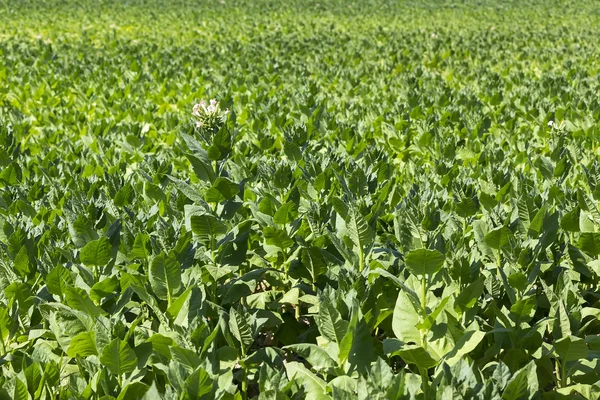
[328,376,356,399]
[561,207,581,233]
[229,307,253,355]
[117,382,150,400]
[283,344,337,370]
[0,162,21,185]
[67,331,97,357]
[528,204,547,236]
[578,232,600,257]
[149,252,182,303]
[13,246,30,277]
[171,345,201,371]
[80,237,112,267]
[301,247,328,282]
[404,248,445,277]
[46,265,73,298]
[510,296,537,322]
[11,378,29,400]
[184,368,214,399]
[274,202,298,226]
[502,361,538,400]
[392,289,421,344]
[347,208,374,251]
[455,278,484,312]
[186,153,217,183]
[264,226,294,249]
[284,362,327,397]
[191,214,227,238]
[443,330,485,366]
[553,301,572,340]
[317,299,349,344]
[395,345,438,369]
[0,307,14,349]
[205,177,239,203]
[65,286,105,317]
[90,276,120,303]
[554,335,588,362]
[132,233,152,260]
[484,226,513,250]
[473,220,495,261]
[100,338,138,376]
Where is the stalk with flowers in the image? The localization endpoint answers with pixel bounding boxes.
[189,98,233,177]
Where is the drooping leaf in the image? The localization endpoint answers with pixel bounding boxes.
[100,338,138,376]
[80,237,112,266]
[404,248,445,277]
[149,252,182,302]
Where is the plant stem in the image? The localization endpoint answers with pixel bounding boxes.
[241,366,248,400]
[561,359,567,388]
[421,276,427,315]
[420,367,429,399]
[421,275,428,351]
[358,247,364,273]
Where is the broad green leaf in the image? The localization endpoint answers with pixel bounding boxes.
[510,296,536,322]
[205,177,239,203]
[264,226,294,249]
[328,376,356,399]
[404,248,445,277]
[100,338,138,376]
[190,214,227,238]
[578,232,600,257]
[229,307,253,355]
[443,330,485,366]
[274,202,298,225]
[46,265,73,298]
[67,331,97,357]
[80,237,112,266]
[317,299,349,344]
[11,377,29,400]
[65,286,105,317]
[347,209,374,251]
[283,344,337,370]
[171,346,201,371]
[132,233,152,260]
[484,227,513,250]
[554,335,588,362]
[395,345,438,369]
[553,301,571,340]
[117,383,151,400]
[392,289,421,344]
[284,362,327,398]
[0,307,14,351]
[184,368,214,399]
[561,207,581,232]
[501,361,538,400]
[149,252,181,302]
[473,220,495,260]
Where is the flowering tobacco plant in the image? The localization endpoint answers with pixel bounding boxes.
[190,98,233,162]
[192,99,229,141]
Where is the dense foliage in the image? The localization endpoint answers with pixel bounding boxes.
[2,0,600,398]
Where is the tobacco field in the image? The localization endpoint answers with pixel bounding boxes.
[1,0,600,398]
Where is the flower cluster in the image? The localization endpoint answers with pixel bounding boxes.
[548,120,566,130]
[192,99,229,137]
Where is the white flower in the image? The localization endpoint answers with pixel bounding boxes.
[548,121,554,127]
[192,103,201,116]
